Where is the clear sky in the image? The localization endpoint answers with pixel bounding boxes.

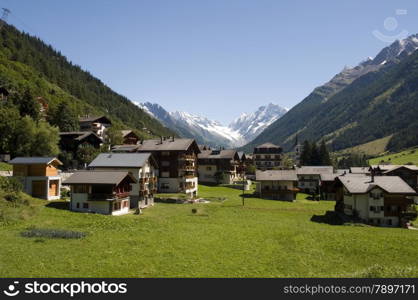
[2,0,418,124]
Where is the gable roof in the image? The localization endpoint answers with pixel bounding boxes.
[9,157,62,166]
[237,151,246,161]
[337,176,416,194]
[59,131,102,142]
[136,138,201,153]
[198,149,238,160]
[256,170,298,181]
[63,170,136,185]
[121,130,137,138]
[89,153,156,168]
[255,142,281,149]
[297,166,334,175]
[349,167,370,174]
[79,116,111,124]
[112,145,140,153]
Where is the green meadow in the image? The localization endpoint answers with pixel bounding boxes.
[1,184,418,278]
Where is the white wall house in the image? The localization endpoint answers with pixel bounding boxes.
[88,153,158,209]
[336,176,417,227]
[63,170,136,216]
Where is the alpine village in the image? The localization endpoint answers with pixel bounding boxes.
[2,16,418,278]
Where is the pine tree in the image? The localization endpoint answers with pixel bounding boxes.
[319,140,331,165]
[17,88,40,120]
[300,140,312,166]
[310,143,320,165]
[50,102,79,132]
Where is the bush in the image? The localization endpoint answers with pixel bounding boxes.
[20,227,87,239]
[0,176,23,193]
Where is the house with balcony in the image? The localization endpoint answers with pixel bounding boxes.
[9,157,62,200]
[255,170,299,201]
[63,170,136,215]
[113,137,200,198]
[88,153,158,209]
[296,166,334,194]
[335,175,417,227]
[253,143,283,170]
[79,116,112,138]
[197,149,241,184]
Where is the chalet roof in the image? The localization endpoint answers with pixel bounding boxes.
[59,131,102,142]
[370,164,418,171]
[136,138,201,153]
[337,176,416,194]
[320,171,366,182]
[79,116,112,124]
[89,153,156,168]
[63,170,136,185]
[256,170,298,181]
[297,166,334,175]
[9,157,62,166]
[237,151,246,160]
[120,130,137,138]
[112,145,139,152]
[198,149,238,160]
[349,167,370,174]
[381,165,418,173]
[255,142,281,149]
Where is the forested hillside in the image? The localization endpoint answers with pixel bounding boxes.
[244,36,418,153]
[0,24,174,139]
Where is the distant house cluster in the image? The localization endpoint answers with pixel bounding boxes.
[255,163,418,227]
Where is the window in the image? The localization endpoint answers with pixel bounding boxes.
[123,201,129,208]
[83,203,89,209]
[161,161,170,167]
[265,155,271,159]
[113,201,121,211]
[162,151,170,156]
[387,219,392,225]
[161,171,170,178]
[73,185,89,193]
[206,166,212,171]
[76,203,80,208]
[161,183,170,190]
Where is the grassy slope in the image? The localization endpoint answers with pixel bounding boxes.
[1,185,418,277]
[0,162,12,171]
[369,148,418,165]
[337,135,392,156]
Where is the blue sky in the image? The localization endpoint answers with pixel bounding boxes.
[2,0,418,124]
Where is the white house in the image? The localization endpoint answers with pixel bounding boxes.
[63,170,136,216]
[88,153,158,209]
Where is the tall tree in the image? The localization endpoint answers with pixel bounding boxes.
[17,88,40,121]
[310,143,320,166]
[49,101,79,132]
[300,140,311,166]
[319,140,332,165]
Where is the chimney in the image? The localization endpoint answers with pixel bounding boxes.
[370,168,375,183]
[160,136,163,144]
[172,136,175,142]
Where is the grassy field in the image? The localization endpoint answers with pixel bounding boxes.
[369,148,418,166]
[1,184,418,277]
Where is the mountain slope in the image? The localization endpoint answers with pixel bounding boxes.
[0,24,175,138]
[243,34,418,153]
[139,102,287,147]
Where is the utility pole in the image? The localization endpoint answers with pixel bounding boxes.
[0,8,10,30]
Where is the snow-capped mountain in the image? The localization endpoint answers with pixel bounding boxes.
[229,103,288,142]
[136,102,287,148]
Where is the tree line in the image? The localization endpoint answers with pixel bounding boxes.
[299,140,332,166]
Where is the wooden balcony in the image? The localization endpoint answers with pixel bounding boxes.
[179,154,196,161]
[88,192,130,201]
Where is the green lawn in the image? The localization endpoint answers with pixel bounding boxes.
[369,148,418,165]
[0,162,12,171]
[1,184,418,277]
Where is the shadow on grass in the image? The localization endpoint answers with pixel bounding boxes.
[310,211,344,225]
[45,201,69,210]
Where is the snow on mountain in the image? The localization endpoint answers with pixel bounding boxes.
[137,102,287,148]
[229,103,288,142]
